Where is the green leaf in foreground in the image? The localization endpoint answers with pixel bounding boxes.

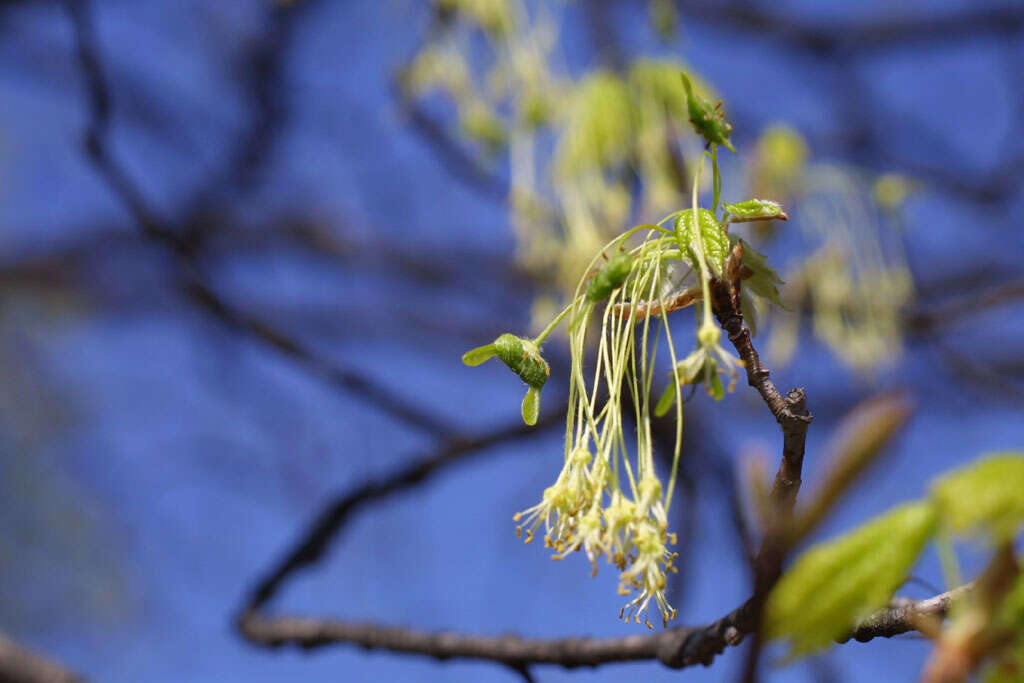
[764,501,937,658]
[676,208,729,273]
[930,453,1024,543]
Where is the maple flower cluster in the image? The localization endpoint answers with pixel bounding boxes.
[514,450,679,627]
[464,73,789,628]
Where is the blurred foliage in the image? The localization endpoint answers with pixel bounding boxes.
[765,452,1024,673]
[764,501,937,658]
[402,1,917,374]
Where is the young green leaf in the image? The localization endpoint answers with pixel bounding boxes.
[676,208,729,272]
[764,501,938,658]
[462,343,498,366]
[521,386,541,426]
[723,198,789,223]
[734,237,784,307]
[464,333,550,425]
[654,380,677,417]
[586,252,635,302]
[930,453,1024,543]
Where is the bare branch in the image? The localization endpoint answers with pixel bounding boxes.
[612,287,701,320]
[840,584,973,644]
[674,1,1024,53]
[909,277,1024,335]
[240,408,565,611]
[64,0,454,436]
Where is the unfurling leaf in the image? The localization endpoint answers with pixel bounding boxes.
[586,253,635,302]
[723,198,789,223]
[521,386,541,426]
[681,72,735,152]
[464,333,550,425]
[462,343,498,366]
[930,453,1024,543]
[734,237,785,307]
[676,208,729,272]
[493,334,550,389]
[764,501,937,658]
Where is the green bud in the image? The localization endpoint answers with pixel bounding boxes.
[464,333,550,426]
[493,334,550,389]
[681,72,735,152]
[723,198,788,223]
[585,253,635,303]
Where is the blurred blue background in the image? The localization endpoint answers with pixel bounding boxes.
[1,0,1023,681]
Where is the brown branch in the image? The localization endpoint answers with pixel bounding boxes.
[0,633,83,683]
[64,0,454,437]
[612,286,701,320]
[240,407,565,611]
[909,277,1024,336]
[709,264,812,682]
[840,584,973,644]
[711,277,812,524]
[238,580,966,671]
[674,1,1024,53]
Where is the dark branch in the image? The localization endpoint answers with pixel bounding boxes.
[241,408,565,611]
[238,580,964,670]
[909,277,1024,336]
[675,1,1024,54]
[64,0,454,436]
[710,264,812,682]
[840,584,972,644]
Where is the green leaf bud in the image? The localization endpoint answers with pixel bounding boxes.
[585,253,635,303]
[493,333,550,390]
[681,72,735,152]
[723,198,789,223]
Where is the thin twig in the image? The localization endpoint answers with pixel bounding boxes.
[241,408,565,611]
[64,0,454,436]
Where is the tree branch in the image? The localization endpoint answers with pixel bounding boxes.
[64,0,454,437]
[674,1,1024,53]
[240,408,565,611]
[840,584,972,644]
